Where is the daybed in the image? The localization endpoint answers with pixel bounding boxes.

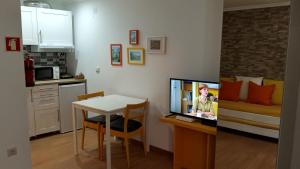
[218,78,283,138]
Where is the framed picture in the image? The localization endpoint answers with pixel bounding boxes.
[127,48,145,65]
[129,30,139,45]
[110,44,122,66]
[146,36,167,54]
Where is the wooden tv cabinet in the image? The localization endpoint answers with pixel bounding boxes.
[160,116,217,169]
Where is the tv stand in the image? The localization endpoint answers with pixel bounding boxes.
[175,115,195,122]
[161,116,216,169]
[164,113,177,118]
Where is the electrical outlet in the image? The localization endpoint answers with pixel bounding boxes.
[7,147,17,158]
[96,67,101,74]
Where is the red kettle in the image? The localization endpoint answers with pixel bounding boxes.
[24,53,35,87]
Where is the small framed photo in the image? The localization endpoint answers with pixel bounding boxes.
[127,48,145,65]
[146,36,167,54]
[129,30,139,45]
[110,44,122,66]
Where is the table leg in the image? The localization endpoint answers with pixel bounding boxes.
[72,105,78,155]
[106,114,111,169]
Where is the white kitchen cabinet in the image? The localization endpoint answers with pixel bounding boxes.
[33,84,60,135]
[33,96,59,110]
[21,6,38,45]
[35,108,60,135]
[36,8,73,48]
[26,88,35,137]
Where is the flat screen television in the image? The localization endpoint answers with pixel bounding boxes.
[170,78,219,126]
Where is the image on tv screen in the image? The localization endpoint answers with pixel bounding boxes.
[170,78,219,121]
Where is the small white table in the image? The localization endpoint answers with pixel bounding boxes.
[72,94,146,169]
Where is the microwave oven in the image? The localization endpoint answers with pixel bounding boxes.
[35,66,60,81]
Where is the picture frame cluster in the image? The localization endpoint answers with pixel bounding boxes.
[110,29,166,66]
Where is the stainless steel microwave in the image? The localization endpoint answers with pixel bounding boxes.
[35,66,60,81]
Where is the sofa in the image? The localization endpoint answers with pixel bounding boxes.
[217,77,283,138]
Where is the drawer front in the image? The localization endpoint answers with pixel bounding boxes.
[33,96,59,110]
[32,90,58,99]
[33,84,58,93]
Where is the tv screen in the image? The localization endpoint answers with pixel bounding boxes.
[170,78,219,122]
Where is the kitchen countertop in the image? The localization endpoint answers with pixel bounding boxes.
[34,78,86,86]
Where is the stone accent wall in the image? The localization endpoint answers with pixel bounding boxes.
[220,6,290,80]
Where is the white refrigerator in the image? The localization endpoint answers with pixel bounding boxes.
[59,83,86,133]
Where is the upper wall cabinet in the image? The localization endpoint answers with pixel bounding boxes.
[37,8,73,48]
[21,6,38,45]
[21,6,74,48]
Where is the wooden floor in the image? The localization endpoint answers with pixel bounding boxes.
[215,130,278,169]
[31,129,172,169]
[31,129,278,169]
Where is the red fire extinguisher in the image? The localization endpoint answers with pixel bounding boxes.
[24,53,35,87]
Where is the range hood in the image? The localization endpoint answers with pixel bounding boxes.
[31,45,74,53]
[23,0,52,8]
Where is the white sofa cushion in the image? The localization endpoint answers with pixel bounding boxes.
[236,76,263,100]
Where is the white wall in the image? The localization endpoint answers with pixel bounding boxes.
[277,0,300,168]
[65,0,223,151]
[0,0,31,169]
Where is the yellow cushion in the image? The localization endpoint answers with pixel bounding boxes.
[220,77,235,82]
[213,102,218,116]
[263,79,284,105]
[219,100,281,117]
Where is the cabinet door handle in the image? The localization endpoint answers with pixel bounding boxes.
[39,30,43,43]
[38,30,41,43]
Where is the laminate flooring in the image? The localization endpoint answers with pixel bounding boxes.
[31,129,278,169]
[215,129,278,169]
[31,129,172,169]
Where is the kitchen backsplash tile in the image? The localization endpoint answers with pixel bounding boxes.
[24,46,67,74]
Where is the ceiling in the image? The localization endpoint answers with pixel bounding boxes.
[224,0,290,9]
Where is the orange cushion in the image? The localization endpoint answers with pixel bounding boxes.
[247,81,275,105]
[219,81,242,101]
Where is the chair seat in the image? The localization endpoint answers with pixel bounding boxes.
[110,118,142,132]
[86,115,122,124]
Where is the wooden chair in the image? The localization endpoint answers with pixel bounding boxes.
[101,100,148,168]
[77,91,121,160]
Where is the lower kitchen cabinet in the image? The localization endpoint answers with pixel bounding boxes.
[27,84,61,137]
[26,81,86,137]
[35,108,60,135]
[33,84,60,135]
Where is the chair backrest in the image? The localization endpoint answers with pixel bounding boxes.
[123,99,148,133]
[77,91,105,121]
